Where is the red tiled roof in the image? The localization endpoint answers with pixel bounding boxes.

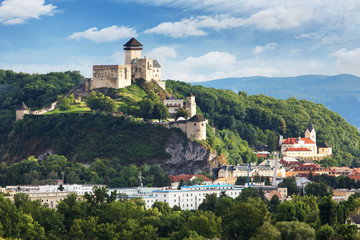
[285,148,312,152]
[283,138,316,144]
[350,175,360,181]
[257,154,267,158]
[169,175,212,183]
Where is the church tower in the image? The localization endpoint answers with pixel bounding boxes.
[186,94,196,119]
[124,38,143,65]
[305,120,316,143]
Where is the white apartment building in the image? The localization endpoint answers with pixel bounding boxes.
[152,185,243,210]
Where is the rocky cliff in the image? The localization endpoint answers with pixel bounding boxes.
[160,133,222,176]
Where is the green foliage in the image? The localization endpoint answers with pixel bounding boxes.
[275,221,315,240]
[0,155,171,188]
[175,107,188,120]
[305,182,332,197]
[278,177,298,196]
[316,224,335,240]
[85,91,118,112]
[58,94,74,111]
[3,113,180,163]
[251,222,281,240]
[166,80,360,166]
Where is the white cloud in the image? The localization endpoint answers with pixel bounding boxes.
[159,50,327,82]
[253,42,278,54]
[68,25,137,43]
[0,0,57,25]
[144,18,207,38]
[146,46,177,62]
[145,7,312,38]
[331,48,360,75]
[110,51,125,64]
[246,7,312,30]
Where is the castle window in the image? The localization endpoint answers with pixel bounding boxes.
[202,123,204,126]
[194,123,196,126]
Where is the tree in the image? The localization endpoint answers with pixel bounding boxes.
[269,195,280,213]
[152,102,169,121]
[275,221,315,240]
[152,201,171,215]
[305,182,332,197]
[318,195,338,227]
[278,177,298,196]
[316,224,335,240]
[139,98,154,120]
[58,184,64,191]
[236,176,247,185]
[85,91,117,112]
[251,222,281,240]
[175,108,189,120]
[222,202,268,240]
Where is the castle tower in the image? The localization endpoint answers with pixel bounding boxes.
[186,94,196,119]
[186,114,207,140]
[16,101,30,121]
[305,120,316,143]
[124,38,143,65]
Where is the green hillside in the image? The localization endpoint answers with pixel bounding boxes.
[166,80,360,166]
[1,70,360,170]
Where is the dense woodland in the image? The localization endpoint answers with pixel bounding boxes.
[166,80,360,166]
[1,183,360,240]
[0,70,82,148]
[0,155,171,188]
[0,70,360,168]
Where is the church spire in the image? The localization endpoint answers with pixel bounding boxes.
[307,120,314,132]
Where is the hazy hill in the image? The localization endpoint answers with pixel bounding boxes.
[193,74,360,129]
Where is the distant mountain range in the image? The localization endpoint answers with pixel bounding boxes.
[193,74,360,129]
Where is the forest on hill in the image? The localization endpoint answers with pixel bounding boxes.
[1,70,360,169]
[166,80,360,167]
[195,74,360,128]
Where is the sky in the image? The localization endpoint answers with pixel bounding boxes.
[1,0,360,82]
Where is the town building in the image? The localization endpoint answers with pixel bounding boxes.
[163,96,184,114]
[218,161,286,180]
[169,175,213,188]
[84,37,165,91]
[282,120,332,160]
[5,184,103,208]
[153,185,243,210]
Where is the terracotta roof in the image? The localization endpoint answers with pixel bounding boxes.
[257,154,267,158]
[307,120,314,132]
[285,148,312,152]
[283,138,316,144]
[123,38,143,47]
[169,175,212,182]
[187,114,206,122]
[350,175,360,181]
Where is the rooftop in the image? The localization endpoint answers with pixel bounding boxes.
[187,114,206,122]
[123,37,143,47]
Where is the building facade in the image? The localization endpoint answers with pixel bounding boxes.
[282,120,332,160]
[85,37,165,91]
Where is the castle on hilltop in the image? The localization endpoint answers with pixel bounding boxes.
[281,120,332,161]
[84,38,166,91]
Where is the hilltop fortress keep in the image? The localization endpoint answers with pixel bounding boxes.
[84,38,165,91]
[281,120,332,161]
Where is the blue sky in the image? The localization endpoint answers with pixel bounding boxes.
[1,0,360,82]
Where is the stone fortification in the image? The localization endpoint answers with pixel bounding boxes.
[85,37,165,91]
